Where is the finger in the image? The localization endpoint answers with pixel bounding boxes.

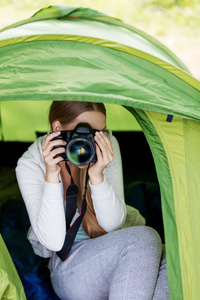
[95,143,103,162]
[101,133,114,156]
[42,131,61,151]
[46,154,64,166]
[95,136,112,165]
[45,146,66,161]
[42,139,66,157]
[96,131,114,156]
[95,133,114,161]
[94,134,108,158]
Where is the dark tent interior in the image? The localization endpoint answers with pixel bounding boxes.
[0,127,164,300]
[0,130,163,299]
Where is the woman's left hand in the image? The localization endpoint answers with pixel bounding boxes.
[88,131,114,185]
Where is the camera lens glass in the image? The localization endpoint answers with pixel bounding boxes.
[67,139,94,166]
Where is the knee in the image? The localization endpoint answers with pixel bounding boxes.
[124,226,162,251]
[140,226,161,244]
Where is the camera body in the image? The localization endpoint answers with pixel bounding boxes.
[52,122,97,166]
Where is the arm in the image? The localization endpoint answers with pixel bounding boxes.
[89,133,127,232]
[16,135,66,252]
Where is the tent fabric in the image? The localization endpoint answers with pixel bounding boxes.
[0,234,27,300]
[141,109,200,299]
[0,5,200,300]
[0,5,191,71]
[0,5,199,141]
[131,108,183,298]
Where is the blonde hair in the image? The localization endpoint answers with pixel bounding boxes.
[49,101,107,238]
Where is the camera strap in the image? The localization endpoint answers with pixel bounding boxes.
[56,161,89,261]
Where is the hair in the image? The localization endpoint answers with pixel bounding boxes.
[49,101,107,238]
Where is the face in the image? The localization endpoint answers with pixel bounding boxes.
[52,111,106,132]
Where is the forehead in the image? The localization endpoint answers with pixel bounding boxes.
[67,111,106,130]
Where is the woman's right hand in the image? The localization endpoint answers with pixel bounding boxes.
[41,131,66,183]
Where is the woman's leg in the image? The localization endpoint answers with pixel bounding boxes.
[50,226,162,300]
[153,245,170,300]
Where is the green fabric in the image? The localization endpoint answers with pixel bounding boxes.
[33,5,109,19]
[0,19,185,70]
[0,5,190,73]
[145,111,200,300]
[0,234,27,300]
[182,120,200,299]
[0,39,199,141]
[0,101,141,142]
[160,116,200,300]
[0,5,200,299]
[129,108,183,299]
[0,5,199,142]
[0,5,111,33]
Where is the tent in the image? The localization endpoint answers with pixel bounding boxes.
[0,5,200,300]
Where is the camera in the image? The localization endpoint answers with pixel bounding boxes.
[52,122,97,166]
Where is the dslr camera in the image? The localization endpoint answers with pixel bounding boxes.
[52,122,97,166]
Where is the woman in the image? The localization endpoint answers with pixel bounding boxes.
[16,101,169,300]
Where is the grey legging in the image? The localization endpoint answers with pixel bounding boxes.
[49,226,170,300]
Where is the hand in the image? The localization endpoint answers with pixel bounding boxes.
[41,131,66,183]
[88,131,114,185]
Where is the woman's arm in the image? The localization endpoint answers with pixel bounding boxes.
[89,133,127,232]
[16,136,66,252]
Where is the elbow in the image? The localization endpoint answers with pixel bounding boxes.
[47,241,64,252]
[101,205,127,233]
[33,224,66,252]
[42,230,66,252]
[39,235,65,252]
[28,226,65,255]
[115,202,127,229]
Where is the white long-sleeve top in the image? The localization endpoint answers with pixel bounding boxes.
[16,132,129,254]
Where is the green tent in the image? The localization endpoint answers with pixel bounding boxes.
[0,5,200,299]
[0,234,26,299]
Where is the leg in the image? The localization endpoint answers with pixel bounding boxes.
[153,245,170,300]
[50,226,162,300]
[109,227,162,300]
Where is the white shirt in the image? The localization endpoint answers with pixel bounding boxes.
[16,132,144,257]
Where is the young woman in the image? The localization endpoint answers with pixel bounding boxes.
[16,101,169,300]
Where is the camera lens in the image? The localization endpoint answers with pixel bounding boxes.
[66,138,95,166]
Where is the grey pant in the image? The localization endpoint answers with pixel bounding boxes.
[49,226,169,300]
